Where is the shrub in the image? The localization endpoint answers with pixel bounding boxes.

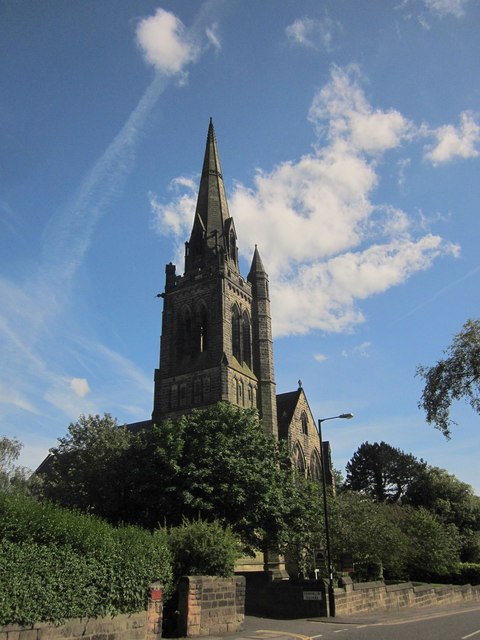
[428,562,480,586]
[166,518,242,584]
[0,540,99,625]
[0,492,173,625]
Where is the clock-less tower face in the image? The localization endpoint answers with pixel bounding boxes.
[152,120,277,437]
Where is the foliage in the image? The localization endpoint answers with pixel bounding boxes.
[404,465,480,562]
[400,506,461,580]
[37,413,133,522]
[344,441,426,502]
[120,403,309,553]
[0,492,173,625]
[417,318,480,438]
[419,562,480,586]
[0,435,32,494]
[166,518,242,583]
[329,492,408,580]
[454,562,480,585]
[283,477,326,579]
[37,404,320,555]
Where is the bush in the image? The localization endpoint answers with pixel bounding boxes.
[0,492,173,625]
[166,518,242,584]
[0,540,99,625]
[426,562,480,586]
[458,562,480,585]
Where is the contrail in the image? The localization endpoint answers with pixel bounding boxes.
[394,264,480,323]
[40,72,166,286]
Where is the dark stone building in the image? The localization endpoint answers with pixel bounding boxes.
[148,119,322,480]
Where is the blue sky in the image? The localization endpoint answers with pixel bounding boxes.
[1,0,479,493]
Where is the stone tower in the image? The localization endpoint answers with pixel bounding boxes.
[152,119,278,437]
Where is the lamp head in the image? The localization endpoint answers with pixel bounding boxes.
[339,413,354,419]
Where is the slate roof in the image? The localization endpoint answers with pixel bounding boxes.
[276,389,302,440]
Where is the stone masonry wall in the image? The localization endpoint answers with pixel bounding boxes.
[334,578,480,616]
[177,576,245,637]
[0,585,163,640]
[287,390,320,477]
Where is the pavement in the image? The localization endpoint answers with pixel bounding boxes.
[200,600,480,640]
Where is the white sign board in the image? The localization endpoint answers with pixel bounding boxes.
[303,591,323,601]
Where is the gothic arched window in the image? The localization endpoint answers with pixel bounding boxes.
[232,305,241,361]
[236,379,244,406]
[293,442,306,476]
[193,302,208,355]
[301,411,308,435]
[242,311,252,368]
[310,449,322,481]
[178,306,192,358]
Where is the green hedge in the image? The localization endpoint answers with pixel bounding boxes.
[0,493,173,625]
[447,562,480,586]
[412,562,480,586]
[166,518,242,584]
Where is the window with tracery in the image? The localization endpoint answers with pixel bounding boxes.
[310,450,322,481]
[293,442,306,476]
[193,303,208,355]
[242,311,252,368]
[178,307,192,358]
[301,411,308,435]
[232,305,241,361]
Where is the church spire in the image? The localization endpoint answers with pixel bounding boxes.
[185,119,238,273]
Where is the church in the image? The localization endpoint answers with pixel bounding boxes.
[134,119,328,485]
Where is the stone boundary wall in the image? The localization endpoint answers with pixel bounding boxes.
[0,584,163,640]
[177,575,245,637]
[335,577,480,616]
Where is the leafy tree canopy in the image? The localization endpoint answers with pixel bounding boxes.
[404,465,480,562]
[37,404,321,555]
[126,403,320,553]
[330,492,408,579]
[344,441,426,502]
[37,413,133,522]
[0,436,31,494]
[417,318,480,438]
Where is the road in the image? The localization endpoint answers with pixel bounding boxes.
[234,603,480,640]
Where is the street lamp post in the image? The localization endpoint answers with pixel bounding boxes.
[318,413,353,617]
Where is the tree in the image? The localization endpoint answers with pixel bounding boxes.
[344,441,426,502]
[37,413,133,522]
[330,492,409,580]
[0,436,31,494]
[417,318,480,438]
[400,506,461,579]
[38,404,322,555]
[127,403,316,554]
[404,465,480,562]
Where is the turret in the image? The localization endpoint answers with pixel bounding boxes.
[248,246,278,437]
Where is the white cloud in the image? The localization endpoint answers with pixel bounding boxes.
[149,178,197,256]
[314,353,328,362]
[152,65,460,337]
[285,16,341,51]
[424,0,470,18]
[136,8,200,76]
[354,341,372,357]
[424,111,480,165]
[69,377,90,398]
[308,65,412,153]
[205,23,221,52]
[0,382,39,415]
[341,341,372,358]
